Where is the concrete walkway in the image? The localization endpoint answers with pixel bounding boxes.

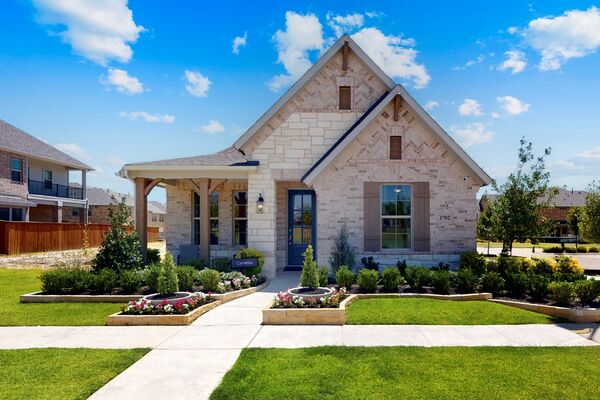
[0,272,597,399]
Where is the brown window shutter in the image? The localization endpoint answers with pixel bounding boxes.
[363,182,380,252]
[390,136,402,159]
[413,182,430,252]
[339,86,351,110]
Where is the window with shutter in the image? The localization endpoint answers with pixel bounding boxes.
[339,86,351,110]
[390,136,402,159]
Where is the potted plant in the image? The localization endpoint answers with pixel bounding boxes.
[287,245,334,299]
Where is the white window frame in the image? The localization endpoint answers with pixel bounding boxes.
[380,184,412,250]
[233,191,248,246]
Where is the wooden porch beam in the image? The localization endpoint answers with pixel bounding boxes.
[144,178,163,197]
[394,95,402,122]
[342,40,349,71]
[208,179,226,195]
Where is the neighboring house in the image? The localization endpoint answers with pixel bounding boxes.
[120,35,491,277]
[70,186,166,237]
[0,120,92,222]
[478,189,588,238]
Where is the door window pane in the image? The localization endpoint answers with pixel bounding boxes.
[302,227,312,244]
[302,194,312,210]
[292,227,302,244]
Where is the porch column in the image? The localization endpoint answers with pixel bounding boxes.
[134,178,148,261]
[198,179,210,262]
[247,171,276,277]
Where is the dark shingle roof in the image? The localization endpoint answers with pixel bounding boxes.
[0,120,92,170]
[129,146,250,167]
[87,187,166,214]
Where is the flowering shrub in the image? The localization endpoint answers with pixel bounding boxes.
[217,272,260,293]
[271,288,346,309]
[121,292,212,315]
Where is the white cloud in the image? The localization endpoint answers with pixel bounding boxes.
[102,68,144,94]
[269,11,324,92]
[497,50,527,74]
[232,32,247,55]
[119,111,175,123]
[351,27,429,88]
[497,95,530,115]
[523,7,600,71]
[491,112,501,118]
[33,0,143,65]
[458,98,483,116]
[450,123,494,147]
[327,13,364,37]
[107,156,125,167]
[365,11,384,19]
[184,70,211,97]
[424,100,439,110]
[507,26,519,35]
[553,147,600,175]
[453,55,485,70]
[199,120,225,134]
[54,143,91,160]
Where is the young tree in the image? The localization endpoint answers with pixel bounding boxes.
[329,224,356,273]
[490,138,557,254]
[477,197,495,256]
[300,245,319,288]
[567,206,585,249]
[582,182,600,243]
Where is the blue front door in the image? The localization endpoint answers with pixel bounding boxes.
[287,190,316,266]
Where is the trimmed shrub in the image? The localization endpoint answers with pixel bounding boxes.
[479,272,504,296]
[505,272,528,298]
[157,253,179,296]
[198,268,220,292]
[574,280,600,305]
[527,273,549,302]
[361,256,379,271]
[357,269,379,293]
[555,256,584,276]
[146,248,161,265]
[212,258,232,272]
[497,256,524,279]
[381,267,402,293]
[39,267,93,294]
[300,245,319,288]
[564,247,577,254]
[335,266,355,290]
[396,259,407,276]
[577,247,588,253]
[94,268,119,294]
[189,259,209,271]
[143,264,161,293]
[176,266,198,291]
[404,267,431,292]
[530,258,557,276]
[548,281,575,306]
[459,251,486,276]
[455,268,478,294]
[119,270,142,294]
[234,248,264,276]
[329,224,356,273]
[588,246,599,253]
[543,246,564,253]
[430,270,452,294]
[318,266,329,287]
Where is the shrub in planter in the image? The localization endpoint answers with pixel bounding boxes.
[299,245,319,288]
[527,273,549,302]
[430,270,452,294]
[39,267,93,294]
[212,258,231,272]
[120,270,142,294]
[146,248,161,265]
[588,246,599,253]
[505,271,528,298]
[318,266,329,287]
[198,268,221,292]
[548,281,575,306]
[479,272,504,296]
[143,264,161,293]
[234,248,264,276]
[335,266,355,290]
[455,268,478,294]
[157,253,179,296]
[381,267,402,293]
[329,224,356,273]
[94,268,119,294]
[357,269,379,293]
[404,267,431,292]
[574,280,600,305]
[176,266,198,291]
[459,251,486,276]
[361,256,379,271]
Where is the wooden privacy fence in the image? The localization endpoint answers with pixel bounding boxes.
[0,222,159,255]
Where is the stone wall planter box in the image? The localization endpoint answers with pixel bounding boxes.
[356,293,493,301]
[263,295,357,325]
[20,292,142,303]
[489,299,600,323]
[106,300,221,326]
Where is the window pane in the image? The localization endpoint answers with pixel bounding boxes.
[193,219,200,245]
[381,185,411,216]
[234,220,247,245]
[382,200,396,216]
[11,158,21,170]
[11,170,21,182]
[43,170,52,181]
[235,205,247,218]
[293,194,302,211]
[302,194,312,210]
[234,192,247,205]
[210,193,219,218]
[210,219,219,245]
[382,218,411,249]
[11,208,23,222]
[193,193,200,218]
[293,211,302,226]
[302,210,312,225]
[0,208,9,221]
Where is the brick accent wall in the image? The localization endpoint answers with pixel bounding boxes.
[0,150,28,198]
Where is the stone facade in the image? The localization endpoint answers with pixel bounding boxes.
[0,150,28,198]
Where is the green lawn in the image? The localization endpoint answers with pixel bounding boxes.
[0,348,148,400]
[346,298,557,325]
[0,269,123,326]
[211,347,600,400]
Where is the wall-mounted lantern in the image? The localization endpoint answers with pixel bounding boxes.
[256,193,264,214]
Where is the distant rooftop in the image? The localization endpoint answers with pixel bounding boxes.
[0,119,92,170]
[87,186,165,214]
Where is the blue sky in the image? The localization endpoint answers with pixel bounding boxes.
[1,1,599,202]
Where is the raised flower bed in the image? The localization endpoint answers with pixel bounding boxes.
[263,288,356,325]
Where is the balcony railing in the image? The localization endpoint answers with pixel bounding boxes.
[28,180,84,200]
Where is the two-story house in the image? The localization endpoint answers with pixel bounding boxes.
[0,120,92,222]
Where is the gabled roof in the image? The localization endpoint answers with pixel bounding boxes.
[0,119,92,170]
[124,146,250,167]
[301,85,493,185]
[233,35,395,150]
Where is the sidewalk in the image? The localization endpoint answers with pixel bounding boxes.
[0,272,597,400]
